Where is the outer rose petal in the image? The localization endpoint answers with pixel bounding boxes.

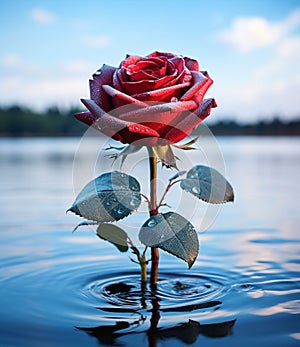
[80,98,160,144]
[165,98,217,144]
[74,111,96,126]
[118,100,197,124]
[180,71,212,102]
[90,64,116,112]
[192,71,214,104]
[184,57,199,71]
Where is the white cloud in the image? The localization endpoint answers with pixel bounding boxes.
[62,60,93,74]
[1,53,21,68]
[0,57,93,109]
[80,35,111,48]
[30,8,56,25]
[216,9,300,53]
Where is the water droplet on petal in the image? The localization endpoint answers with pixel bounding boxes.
[192,186,200,194]
[147,219,156,227]
[94,69,102,75]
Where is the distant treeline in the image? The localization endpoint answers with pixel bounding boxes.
[1,105,300,137]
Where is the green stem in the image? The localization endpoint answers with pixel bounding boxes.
[147,147,159,289]
[140,253,147,292]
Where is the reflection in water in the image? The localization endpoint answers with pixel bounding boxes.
[77,281,235,346]
[78,302,235,346]
[78,319,235,346]
[76,274,236,347]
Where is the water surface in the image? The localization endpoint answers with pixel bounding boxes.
[0,136,299,346]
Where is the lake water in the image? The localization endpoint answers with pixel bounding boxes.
[0,136,300,347]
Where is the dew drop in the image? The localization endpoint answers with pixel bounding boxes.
[144,128,150,133]
[113,207,124,215]
[147,219,156,227]
[192,186,200,194]
[104,201,111,206]
[130,200,138,207]
[131,185,139,191]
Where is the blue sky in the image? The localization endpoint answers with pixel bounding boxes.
[0,0,300,122]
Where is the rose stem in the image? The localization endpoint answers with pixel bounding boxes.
[147,147,159,290]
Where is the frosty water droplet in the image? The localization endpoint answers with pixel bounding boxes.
[113,206,124,215]
[130,199,138,207]
[192,186,200,194]
[147,219,156,227]
[104,201,111,206]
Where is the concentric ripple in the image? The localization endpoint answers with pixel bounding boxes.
[83,269,233,315]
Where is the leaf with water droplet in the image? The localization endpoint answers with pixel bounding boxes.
[68,171,141,222]
[139,212,199,268]
[97,223,129,252]
[180,165,234,204]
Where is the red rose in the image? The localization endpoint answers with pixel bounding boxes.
[76,51,216,146]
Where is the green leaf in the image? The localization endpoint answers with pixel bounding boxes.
[180,165,234,204]
[139,212,199,268]
[153,145,178,169]
[68,171,141,222]
[97,223,129,252]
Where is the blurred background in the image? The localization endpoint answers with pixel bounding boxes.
[0,0,300,135]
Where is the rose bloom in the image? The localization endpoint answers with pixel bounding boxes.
[76,51,217,146]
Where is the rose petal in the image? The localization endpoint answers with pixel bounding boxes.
[90,64,116,111]
[120,74,176,95]
[147,51,177,59]
[165,98,217,143]
[180,71,211,101]
[184,57,199,71]
[102,85,149,107]
[121,55,142,68]
[81,98,160,143]
[119,100,197,123]
[192,71,214,103]
[74,111,96,126]
[132,82,191,102]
